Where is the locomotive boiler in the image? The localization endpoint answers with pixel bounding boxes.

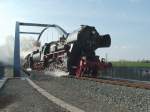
[24,25,111,77]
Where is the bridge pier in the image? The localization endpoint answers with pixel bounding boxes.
[13,22,21,77]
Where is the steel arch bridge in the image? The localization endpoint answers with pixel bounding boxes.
[13,22,68,77]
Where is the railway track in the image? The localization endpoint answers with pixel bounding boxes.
[23,69,150,90]
[71,76,150,90]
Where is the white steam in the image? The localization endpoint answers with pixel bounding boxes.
[44,70,69,77]
[0,36,38,65]
[0,36,14,65]
[20,37,38,59]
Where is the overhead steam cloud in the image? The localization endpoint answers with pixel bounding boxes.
[0,36,14,65]
[20,37,37,59]
[0,36,37,66]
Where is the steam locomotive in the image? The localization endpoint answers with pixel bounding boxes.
[24,25,112,77]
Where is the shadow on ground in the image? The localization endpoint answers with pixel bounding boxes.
[0,94,16,109]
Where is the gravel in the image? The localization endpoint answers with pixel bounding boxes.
[0,78,69,112]
[29,71,150,112]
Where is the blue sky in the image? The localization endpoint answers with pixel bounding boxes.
[0,0,150,61]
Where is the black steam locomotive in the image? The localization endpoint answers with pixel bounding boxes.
[24,25,111,77]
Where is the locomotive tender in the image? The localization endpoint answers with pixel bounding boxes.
[24,25,111,77]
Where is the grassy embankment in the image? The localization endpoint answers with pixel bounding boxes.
[112,61,150,68]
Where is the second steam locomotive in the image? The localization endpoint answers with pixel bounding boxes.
[24,25,112,77]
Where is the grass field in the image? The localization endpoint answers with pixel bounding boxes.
[112,61,150,68]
